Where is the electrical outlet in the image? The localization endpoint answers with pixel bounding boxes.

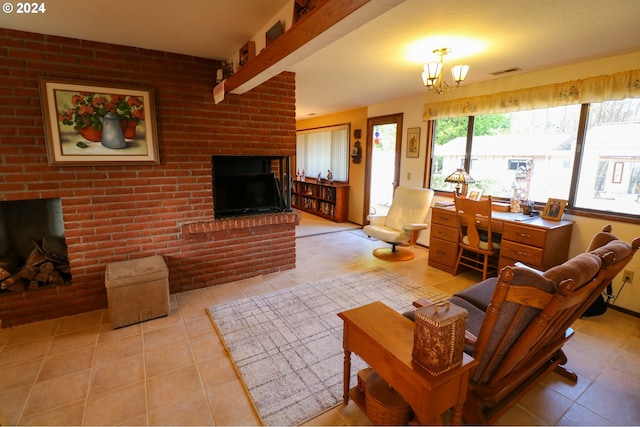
[623,270,634,283]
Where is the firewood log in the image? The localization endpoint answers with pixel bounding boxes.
[48,270,64,286]
[18,266,37,280]
[34,271,49,282]
[1,277,27,292]
[0,251,21,281]
[25,248,47,268]
[39,262,55,274]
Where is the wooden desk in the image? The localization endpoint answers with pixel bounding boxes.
[429,206,573,274]
[338,302,477,425]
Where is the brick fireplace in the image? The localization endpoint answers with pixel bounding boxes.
[0,29,299,327]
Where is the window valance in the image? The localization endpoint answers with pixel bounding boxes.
[424,69,640,120]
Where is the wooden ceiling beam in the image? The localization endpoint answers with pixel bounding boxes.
[217,0,389,96]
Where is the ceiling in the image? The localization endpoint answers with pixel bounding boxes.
[2,0,640,119]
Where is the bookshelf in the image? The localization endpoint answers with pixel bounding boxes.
[291,179,349,222]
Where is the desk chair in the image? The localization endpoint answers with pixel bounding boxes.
[453,194,500,280]
[363,186,434,261]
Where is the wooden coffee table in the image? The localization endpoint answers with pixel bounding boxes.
[338,301,477,425]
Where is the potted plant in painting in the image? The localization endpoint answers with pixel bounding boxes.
[112,95,145,139]
[58,93,144,142]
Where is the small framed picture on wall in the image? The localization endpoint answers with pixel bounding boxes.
[406,127,420,158]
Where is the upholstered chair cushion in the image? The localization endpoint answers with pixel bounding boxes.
[586,229,620,252]
[589,240,632,266]
[452,277,498,312]
[462,235,501,250]
[543,252,602,290]
[448,296,486,354]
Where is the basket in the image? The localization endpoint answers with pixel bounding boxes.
[364,371,412,425]
[357,367,373,393]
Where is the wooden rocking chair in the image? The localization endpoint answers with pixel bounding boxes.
[414,225,639,424]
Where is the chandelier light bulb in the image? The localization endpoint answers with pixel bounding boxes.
[451,65,470,83]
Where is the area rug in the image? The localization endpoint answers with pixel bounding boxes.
[207,268,450,426]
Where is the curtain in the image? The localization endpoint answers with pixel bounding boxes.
[296,125,349,181]
[424,69,640,120]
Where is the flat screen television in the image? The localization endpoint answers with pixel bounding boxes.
[213,173,282,218]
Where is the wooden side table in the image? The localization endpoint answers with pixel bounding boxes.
[338,302,477,425]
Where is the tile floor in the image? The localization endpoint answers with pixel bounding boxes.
[0,227,639,425]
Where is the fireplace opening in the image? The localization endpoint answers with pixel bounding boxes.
[212,155,292,219]
[0,198,71,293]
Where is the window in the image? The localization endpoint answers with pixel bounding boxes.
[574,98,640,215]
[430,99,639,218]
[508,159,530,170]
[296,125,349,182]
[431,116,469,192]
[468,106,580,201]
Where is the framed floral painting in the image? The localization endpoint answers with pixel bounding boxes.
[39,78,159,165]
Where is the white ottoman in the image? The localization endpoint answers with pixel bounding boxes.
[105,255,169,329]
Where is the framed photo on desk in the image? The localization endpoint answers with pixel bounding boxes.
[467,189,483,201]
[541,198,567,220]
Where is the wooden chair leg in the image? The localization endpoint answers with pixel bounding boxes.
[554,365,578,383]
[553,349,578,383]
[482,254,489,280]
[453,248,463,276]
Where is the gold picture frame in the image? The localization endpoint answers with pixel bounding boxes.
[467,189,483,201]
[541,198,567,221]
[39,77,159,165]
[406,127,420,158]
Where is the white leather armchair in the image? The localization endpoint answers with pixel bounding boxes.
[363,186,434,260]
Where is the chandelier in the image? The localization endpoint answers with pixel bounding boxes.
[422,48,470,94]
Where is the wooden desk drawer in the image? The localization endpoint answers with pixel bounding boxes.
[430,223,458,243]
[431,209,457,226]
[500,240,544,266]
[429,239,458,267]
[503,223,546,248]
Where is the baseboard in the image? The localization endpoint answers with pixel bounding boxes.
[607,303,640,318]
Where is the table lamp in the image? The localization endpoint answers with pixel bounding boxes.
[444,168,475,196]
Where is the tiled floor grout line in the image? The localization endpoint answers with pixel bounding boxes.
[140,316,151,426]
[79,312,103,427]
[181,297,217,425]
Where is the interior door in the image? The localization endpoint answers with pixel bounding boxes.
[364,113,403,223]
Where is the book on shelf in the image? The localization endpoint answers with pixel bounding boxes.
[435,201,455,207]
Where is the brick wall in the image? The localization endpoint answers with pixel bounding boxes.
[0,29,298,327]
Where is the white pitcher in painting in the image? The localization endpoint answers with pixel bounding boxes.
[100,112,126,149]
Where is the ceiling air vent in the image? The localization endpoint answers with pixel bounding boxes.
[489,67,522,76]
